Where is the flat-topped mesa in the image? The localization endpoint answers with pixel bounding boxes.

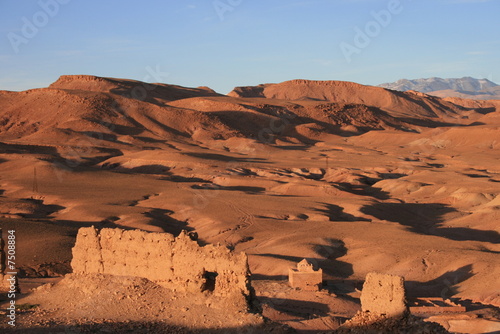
[49,75,221,102]
[228,80,368,99]
[286,79,366,87]
[52,74,109,84]
[48,75,153,92]
[71,227,251,301]
[228,79,470,119]
[231,80,380,112]
[52,75,215,93]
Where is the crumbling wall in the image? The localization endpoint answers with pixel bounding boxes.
[360,272,407,317]
[289,271,323,291]
[71,227,250,298]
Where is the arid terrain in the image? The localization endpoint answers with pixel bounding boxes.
[0,75,499,333]
[379,77,500,100]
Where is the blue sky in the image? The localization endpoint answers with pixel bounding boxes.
[1,0,499,93]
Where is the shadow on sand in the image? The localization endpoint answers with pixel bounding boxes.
[312,203,371,222]
[360,202,500,244]
[405,264,475,298]
[191,184,265,195]
[184,152,271,164]
[333,182,391,200]
[251,246,353,280]
[258,296,330,318]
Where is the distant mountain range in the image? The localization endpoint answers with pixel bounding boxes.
[379,77,500,100]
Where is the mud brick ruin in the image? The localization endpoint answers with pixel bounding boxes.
[71,227,251,300]
[360,272,408,317]
[409,297,466,314]
[288,259,323,291]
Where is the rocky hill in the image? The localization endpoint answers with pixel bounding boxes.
[379,77,500,100]
[228,79,486,120]
[379,77,498,93]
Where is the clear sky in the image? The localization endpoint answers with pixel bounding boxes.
[1,0,499,94]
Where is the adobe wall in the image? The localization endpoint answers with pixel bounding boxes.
[360,272,407,317]
[289,270,323,291]
[70,227,251,298]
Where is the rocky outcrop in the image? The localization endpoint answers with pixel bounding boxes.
[227,84,267,98]
[71,227,251,299]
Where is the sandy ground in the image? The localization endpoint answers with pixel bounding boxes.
[0,76,499,332]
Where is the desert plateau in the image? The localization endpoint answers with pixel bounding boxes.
[0,75,499,333]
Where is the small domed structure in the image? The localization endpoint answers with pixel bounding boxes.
[288,259,323,291]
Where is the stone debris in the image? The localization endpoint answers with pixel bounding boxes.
[334,311,450,333]
[409,297,466,314]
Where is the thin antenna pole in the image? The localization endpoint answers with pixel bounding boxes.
[33,166,38,194]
